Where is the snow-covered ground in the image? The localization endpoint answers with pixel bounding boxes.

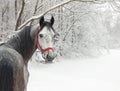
[28,50,120,91]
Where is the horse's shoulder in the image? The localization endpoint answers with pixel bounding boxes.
[0,46,24,69]
[0,46,24,62]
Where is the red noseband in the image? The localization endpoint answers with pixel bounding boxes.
[36,38,54,54]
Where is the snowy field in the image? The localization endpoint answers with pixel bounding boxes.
[28,50,120,91]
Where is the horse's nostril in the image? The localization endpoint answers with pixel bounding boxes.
[47,55,52,59]
[46,55,55,62]
[39,34,43,38]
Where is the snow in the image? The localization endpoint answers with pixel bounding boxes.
[28,50,120,91]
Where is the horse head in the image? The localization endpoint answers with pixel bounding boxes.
[36,16,59,62]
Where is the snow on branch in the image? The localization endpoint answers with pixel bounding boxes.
[18,0,105,30]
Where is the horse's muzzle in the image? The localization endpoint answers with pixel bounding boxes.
[46,55,55,62]
[45,50,57,62]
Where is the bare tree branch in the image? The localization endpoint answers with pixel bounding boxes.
[18,0,105,30]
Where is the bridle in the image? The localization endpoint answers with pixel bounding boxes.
[36,38,54,54]
[36,26,54,54]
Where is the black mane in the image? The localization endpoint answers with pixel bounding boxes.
[6,26,37,63]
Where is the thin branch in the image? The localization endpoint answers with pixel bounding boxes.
[2,2,9,17]
[63,21,75,41]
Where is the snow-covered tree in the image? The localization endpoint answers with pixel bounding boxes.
[0,0,119,58]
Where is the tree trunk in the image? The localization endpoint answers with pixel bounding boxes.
[6,2,10,30]
[15,0,18,19]
[15,0,25,31]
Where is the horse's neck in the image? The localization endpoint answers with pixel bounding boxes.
[7,26,37,63]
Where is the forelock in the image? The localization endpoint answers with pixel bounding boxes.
[40,22,51,29]
[40,21,55,33]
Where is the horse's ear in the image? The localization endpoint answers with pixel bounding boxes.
[39,16,44,26]
[50,16,54,26]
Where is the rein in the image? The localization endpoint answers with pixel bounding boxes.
[36,26,54,54]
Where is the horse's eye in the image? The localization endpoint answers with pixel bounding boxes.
[39,34,44,38]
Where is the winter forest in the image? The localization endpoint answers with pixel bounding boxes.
[1,0,120,91]
[0,0,120,58]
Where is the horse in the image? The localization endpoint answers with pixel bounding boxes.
[0,16,58,91]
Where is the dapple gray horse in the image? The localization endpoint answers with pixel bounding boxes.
[0,16,58,91]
